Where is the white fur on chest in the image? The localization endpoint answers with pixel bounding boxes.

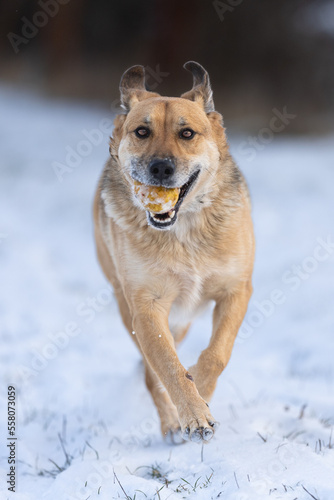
[168,270,209,329]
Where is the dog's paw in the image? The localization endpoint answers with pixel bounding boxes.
[182,419,219,443]
[161,413,186,445]
[179,401,219,443]
[164,426,185,445]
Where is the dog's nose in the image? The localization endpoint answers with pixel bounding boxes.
[148,159,175,184]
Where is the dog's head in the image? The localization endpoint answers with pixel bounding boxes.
[109,62,228,230]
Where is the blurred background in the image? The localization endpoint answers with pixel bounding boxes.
[1,3,334,497]
[1,0,334,133]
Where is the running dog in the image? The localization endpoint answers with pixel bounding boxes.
[93,61,255,444]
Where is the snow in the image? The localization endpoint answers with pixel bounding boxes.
[0,85,333,500]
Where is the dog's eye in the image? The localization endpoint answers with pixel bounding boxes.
[135,127,150,138]
[180,128,195,140]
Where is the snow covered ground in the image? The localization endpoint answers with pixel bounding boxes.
[0,85,333,500]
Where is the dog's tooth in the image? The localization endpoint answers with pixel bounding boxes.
[150,211,173,224]
[154,217,171,223]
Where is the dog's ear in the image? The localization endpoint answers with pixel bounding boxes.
[120,65,160,112]
[181,61,214,113]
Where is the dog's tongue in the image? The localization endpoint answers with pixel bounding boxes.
[132,180,180,214]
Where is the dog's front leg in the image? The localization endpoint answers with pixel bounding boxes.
[132,303,218,442]
[189,281,253,402]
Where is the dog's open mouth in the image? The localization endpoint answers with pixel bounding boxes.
[147,170,200,230]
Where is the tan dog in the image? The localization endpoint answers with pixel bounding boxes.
[93,62,254,444]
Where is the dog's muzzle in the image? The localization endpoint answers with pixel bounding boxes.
[146,169,200,230]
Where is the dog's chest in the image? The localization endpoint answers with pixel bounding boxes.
[168,267,208,328]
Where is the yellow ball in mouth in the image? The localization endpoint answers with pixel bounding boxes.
[132,180,180,214]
